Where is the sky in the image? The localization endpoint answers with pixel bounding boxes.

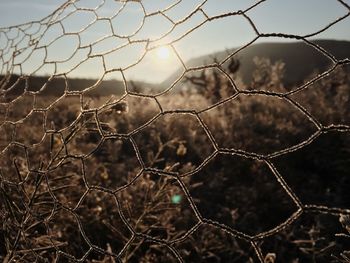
[0,0,349,83]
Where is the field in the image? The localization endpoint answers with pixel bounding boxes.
[1,58,350,262]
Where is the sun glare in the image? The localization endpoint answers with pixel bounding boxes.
[156,46,170,60]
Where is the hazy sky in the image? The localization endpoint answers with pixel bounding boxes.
[0,0,349,83]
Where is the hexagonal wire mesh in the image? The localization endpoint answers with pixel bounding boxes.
[1,0,350,262]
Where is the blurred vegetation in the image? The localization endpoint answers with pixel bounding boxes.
[1,57,350,262]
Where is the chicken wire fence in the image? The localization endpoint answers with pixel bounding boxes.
[1,0,350,262]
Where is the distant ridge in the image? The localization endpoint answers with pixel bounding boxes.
[0,75,152,97]
[1,40,349,97]
[163,39,350,87]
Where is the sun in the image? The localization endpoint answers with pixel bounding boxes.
[156,46,170,60]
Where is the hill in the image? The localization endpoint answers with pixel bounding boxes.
[1,40,349,97]
[0,74,155,97]
[163,39,350,87]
